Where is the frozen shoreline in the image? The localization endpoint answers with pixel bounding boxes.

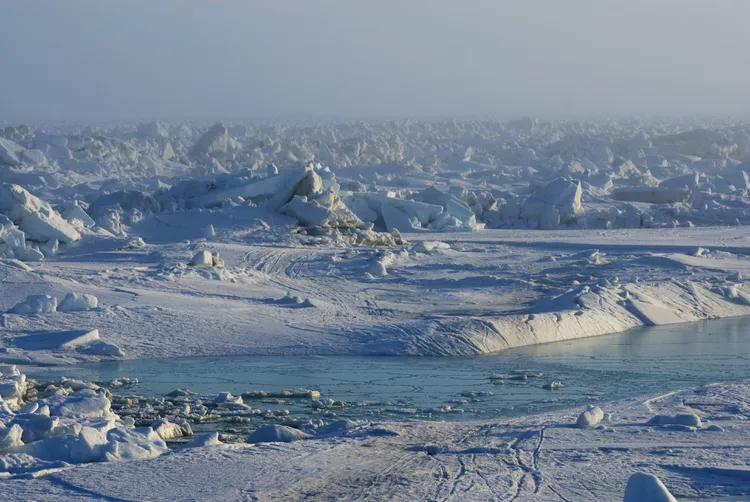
[3,378,749,501]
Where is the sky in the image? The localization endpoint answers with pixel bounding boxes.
[1,0,749,121]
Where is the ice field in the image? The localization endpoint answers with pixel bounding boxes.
[3,117,750,500]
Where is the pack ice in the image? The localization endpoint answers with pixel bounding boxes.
[3,116,750,500]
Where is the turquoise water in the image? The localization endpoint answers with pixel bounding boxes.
[26,316,750,421]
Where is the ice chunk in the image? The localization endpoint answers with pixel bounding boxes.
[612,187,690,204]
[623,472,677,502]
[416,186,479,230]
[647,413,702,428]
[8,294,58,314]
[0,380,23,401]
[659,173,699,190]
[20,149,48,166]
[343,192,444,232]
[0,424,24,451]
[413,241,450,253]
[576,406,604,428]
[96,209,125,236]
[522,178,583,226]
[181,432,221,449]
[151,419,184,440]
[280,195,363,229]
[189,250,214,267]
[78,340,125,357]
[60,203,96,228]
[543,381,564,390]
[0,364,20,377]
[214,392,243,406]
[42,389,114,419]
[13,328,101,350]
[381,204,419,232]
[0,138,24,166]
[57,293,99,312]
[248,425,311,443]
[182,166,321,210]
[102,427,169,462]
[89,190,161,221]
[138,121,170,138]
[190,122,228,159]
[0,184,80,244]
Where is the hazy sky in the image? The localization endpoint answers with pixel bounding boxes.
[2,1,749,120]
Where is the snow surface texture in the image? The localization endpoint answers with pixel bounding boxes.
[4,376,750,500]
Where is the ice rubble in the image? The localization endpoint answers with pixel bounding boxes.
[9,292,99,314]
[0,366,173,474]
[0,184,80,261]
[4,118,750,249]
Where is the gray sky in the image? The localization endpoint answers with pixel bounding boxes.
[2,0,749,120]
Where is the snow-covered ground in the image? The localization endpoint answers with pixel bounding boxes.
[2,225,750,364]
[3,117,750,499]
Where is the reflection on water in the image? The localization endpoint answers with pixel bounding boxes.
[25,317,750,420]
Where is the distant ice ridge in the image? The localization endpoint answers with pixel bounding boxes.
[2,117,750,244]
